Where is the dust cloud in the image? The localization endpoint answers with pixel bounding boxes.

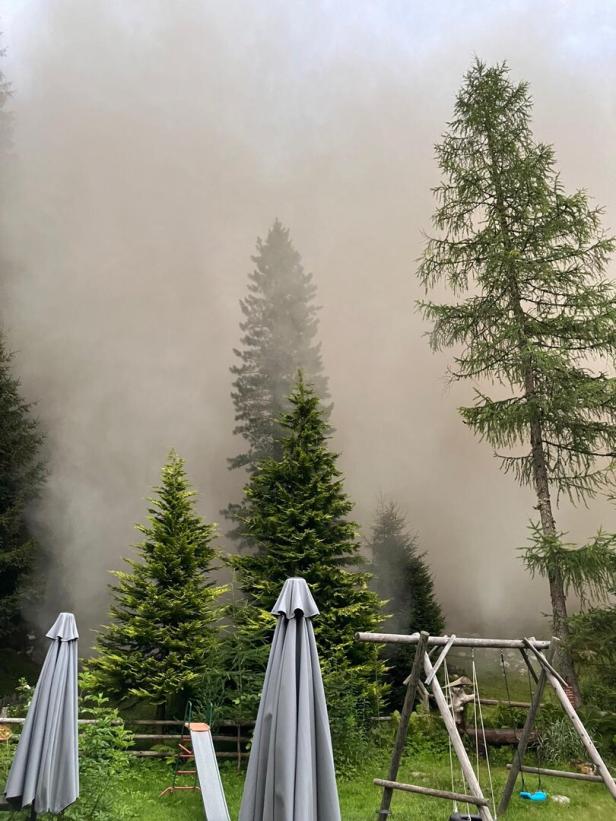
[0,0,614,643]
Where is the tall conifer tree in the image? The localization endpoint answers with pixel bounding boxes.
[418,60,616,700]
[88,452,225,716]
[229,375,384,712]
[229,220,329,473]
[0,340,45,641]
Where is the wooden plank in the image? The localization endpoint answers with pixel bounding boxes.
[519,648,539,685]
[130,750,247,759]
[356,632,550,650]
[425,634,456,686]
[374,779,489,806]
[506,764,603,783]
[522,638,568,688]
[497,644,555,816]
[424,654,494,821]
[378,631,429,818]
[543,647,616,802]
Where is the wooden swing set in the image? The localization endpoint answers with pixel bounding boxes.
[356,630,616,820]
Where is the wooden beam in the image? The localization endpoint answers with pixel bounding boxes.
[425,634,456,686]
[543,642,616,802]
[522,638,568,688]
[378,631,429,818]
[356,632,550,650]
[506,764,603,783]
[497,644,554,816]
[519,648,538,685]
[424,654,494,821]
[374,779,489,806]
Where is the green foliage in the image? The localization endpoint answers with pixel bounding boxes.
[228,375,386,728]
[537,714,586,765]
[320,667,372,775]
[491,702,527,730]
[523,524,616,605]
[87,452,225,715]
[368,500,444,707]
[0,336,46,641]
[64,680,134,820]
[229,219,329,474]
[406,710,450,757]
[418,59,616,503]
[569,605,616,711]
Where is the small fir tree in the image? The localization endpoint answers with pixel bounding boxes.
[87,452,225,717]
[369,500,444,706]
[418,60,616,700]
[0,337,45,641]
[370,500,444,636]
[228,374,384,716]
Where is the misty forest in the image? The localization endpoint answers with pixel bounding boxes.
[1,3,616,820]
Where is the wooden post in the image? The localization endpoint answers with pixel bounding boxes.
[541,640,616,802]
[424,654,494,821]
[377,631,429,818]
[497,644,555,815]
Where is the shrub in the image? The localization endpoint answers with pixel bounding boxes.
[64,680,134,820]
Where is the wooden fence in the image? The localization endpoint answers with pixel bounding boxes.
[0,717,254,768]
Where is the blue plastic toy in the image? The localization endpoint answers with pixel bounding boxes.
[520,790,549,802]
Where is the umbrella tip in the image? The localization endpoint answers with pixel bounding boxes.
[272,578,319,619]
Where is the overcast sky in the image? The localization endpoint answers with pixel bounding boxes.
[0,0,614,641]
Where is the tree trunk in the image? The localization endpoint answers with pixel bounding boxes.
[485,128,582,705]
[528,413,581,703]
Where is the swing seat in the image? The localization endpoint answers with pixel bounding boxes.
[449,813,482,821]
[519,789,548,802]
[449,812,482,821]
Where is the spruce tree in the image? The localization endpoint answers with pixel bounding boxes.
[229,220,329,472]
[228,374,384,713]
[88,452,225,716]
[369,500,444,706]
[369,500,444,637]
[0,338,45,641]
[418,59,616,701]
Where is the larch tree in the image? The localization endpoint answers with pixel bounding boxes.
[87,452,225,717]
[228,374,384,716]
[0,339,45,642]
[418,59,616,702]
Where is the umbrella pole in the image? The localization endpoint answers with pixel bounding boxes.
[29,806,37,820]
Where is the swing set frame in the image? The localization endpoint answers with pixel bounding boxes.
[356,630,616,819]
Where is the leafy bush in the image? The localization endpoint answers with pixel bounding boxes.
[490,702,526,730]
[64,679,134,820]
[406,709,450,756]
[537,714,586,765]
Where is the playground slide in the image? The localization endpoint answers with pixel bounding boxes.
[190,726,231,821]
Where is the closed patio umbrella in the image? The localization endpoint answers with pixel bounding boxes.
[5,612,79,816]
[239,578,341,821]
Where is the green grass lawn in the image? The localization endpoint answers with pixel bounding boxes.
[4,751,605,820]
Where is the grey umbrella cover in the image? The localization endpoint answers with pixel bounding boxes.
[5,612,79,814]
[239,578,341,821]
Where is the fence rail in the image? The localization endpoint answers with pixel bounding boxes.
[0,717,254,767]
